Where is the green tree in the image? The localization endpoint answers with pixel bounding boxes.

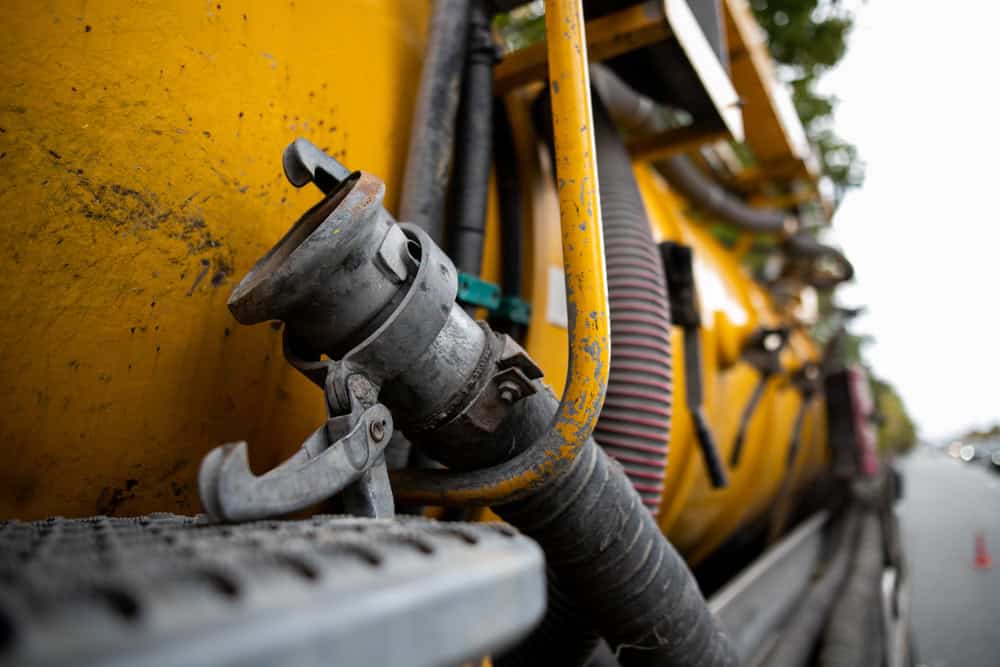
[871,377,917,454]
[750,0,865,201]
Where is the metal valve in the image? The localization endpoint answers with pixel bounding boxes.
[198,139,541,522]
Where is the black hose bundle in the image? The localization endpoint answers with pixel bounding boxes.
[498,87,734,667]
[449,0,496,276]
[589,64,796,237]
[399,0,470,245]
[531,87,674,515]
[493,392,737,667]
[589,91,674,514]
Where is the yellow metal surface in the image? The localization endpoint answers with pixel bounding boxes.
[634,165,826,559]
[494,0,672,95]
[495,0,742,146]
[0,1,432,519]
[391,0,609,506]
[1,0,831,564]
[518,160,827,559]
[723,0,818,184]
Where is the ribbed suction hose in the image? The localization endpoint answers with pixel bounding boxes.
[590,93,674,513]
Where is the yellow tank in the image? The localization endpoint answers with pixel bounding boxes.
[1,1,828,563]
[0,0,432,518]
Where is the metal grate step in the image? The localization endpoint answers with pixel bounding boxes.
[0,514,545,667]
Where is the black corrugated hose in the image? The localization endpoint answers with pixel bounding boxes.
[589,90,675,514]
[498,89,734,667]
[530,86,674,514]
[589,64,795,237]
[492,391,737,667]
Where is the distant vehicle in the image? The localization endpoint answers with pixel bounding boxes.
[949,438,1000,472]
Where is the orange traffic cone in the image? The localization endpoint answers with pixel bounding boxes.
[974,531,992,570]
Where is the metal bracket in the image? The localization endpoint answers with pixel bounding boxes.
[457,272,533,326]
[495,295,532,325]
[457,271,502,310]
[730,327,790,467]
[660,241,727,488]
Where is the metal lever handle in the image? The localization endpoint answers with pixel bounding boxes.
[199,402,392,523]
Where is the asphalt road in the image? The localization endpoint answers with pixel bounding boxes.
[898,448,1000,667]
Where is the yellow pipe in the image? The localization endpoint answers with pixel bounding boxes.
[391,0,609,505]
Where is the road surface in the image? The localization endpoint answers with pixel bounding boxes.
[898,448,1000,667]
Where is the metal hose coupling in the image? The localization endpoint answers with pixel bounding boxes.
[198,165,542,522]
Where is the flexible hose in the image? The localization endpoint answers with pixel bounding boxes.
[496,569,600,666]
[501,397,737,666]
[532,90,673,513]
[658,157,796,235]
[449,0,495,276]
[492,390,737,667]
[819,511,885,667]
[783,232,855,289]
[764,510,861,667]
[590,64,796,237]
[492,98,527,341]
[398,0,470,245]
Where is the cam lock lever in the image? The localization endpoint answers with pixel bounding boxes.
[199,371,394,523]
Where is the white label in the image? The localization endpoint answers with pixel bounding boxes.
[546,266,568,329]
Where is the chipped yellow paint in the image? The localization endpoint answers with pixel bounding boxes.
[543,0,609,462]
[0,1,432,519]
[390,0,608,507]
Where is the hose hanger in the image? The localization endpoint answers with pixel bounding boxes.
[659,241,727,488]
[781,232,855,290]
[784,363,822,471]
[729,327,789,467]
[767,364,820,537]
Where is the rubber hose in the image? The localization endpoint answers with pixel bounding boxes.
[490,389,737,666]
[764,510,861,667]
[398,0,470,245]
[657,156,795,235]
[590,64,796,237]
[784,232,855,289]
[819,511,885,667]
[592,90,674,513]
[449,0,495,276]
[492,98,527,341]
[533,89,674,514]
[495,569,600,667]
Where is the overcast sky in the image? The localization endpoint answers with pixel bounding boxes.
[820,1,1000,440]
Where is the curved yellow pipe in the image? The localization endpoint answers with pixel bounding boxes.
[391,0,609,505]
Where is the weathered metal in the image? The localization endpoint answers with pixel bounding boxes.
[198,375,395,522]
[0,1,435,520]
[390,0,610,505]
[0,514,546,667]
[201,165,549,517]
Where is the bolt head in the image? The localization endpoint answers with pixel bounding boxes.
[497,380,521,405]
